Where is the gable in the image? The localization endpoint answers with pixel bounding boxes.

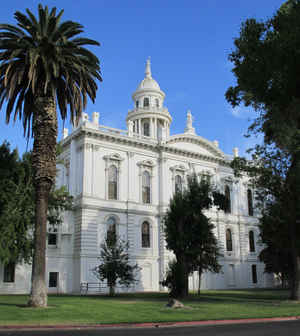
[166,134,224,159]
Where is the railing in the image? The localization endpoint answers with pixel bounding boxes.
[80,282,105,294]
[127,107,170,116]
[98,125,128,137]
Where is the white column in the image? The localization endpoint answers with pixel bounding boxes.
[151,118,155,138]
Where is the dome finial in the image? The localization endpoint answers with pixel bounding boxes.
[145,57,152,78]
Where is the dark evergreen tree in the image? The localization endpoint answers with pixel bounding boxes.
[163,174,224,298]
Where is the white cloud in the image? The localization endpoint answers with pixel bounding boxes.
[230,106,254,119]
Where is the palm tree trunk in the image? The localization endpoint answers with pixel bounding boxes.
[28,94,57,308]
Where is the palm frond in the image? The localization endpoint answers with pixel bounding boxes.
[0,4,102,137]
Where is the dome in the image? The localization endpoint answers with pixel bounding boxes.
[137,77,161,91]
[133,58,164,97]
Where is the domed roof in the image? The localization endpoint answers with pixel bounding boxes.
[137,76,161,91]
[134,58,163,95]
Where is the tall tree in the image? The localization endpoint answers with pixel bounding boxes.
[226,0,300,300]
[163,175,223,298]
[0,4,101,307]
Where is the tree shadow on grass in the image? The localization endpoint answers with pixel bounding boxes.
[0,302,23,307]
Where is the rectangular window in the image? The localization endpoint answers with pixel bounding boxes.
[48,233,57,246]
[3,262,15,283]
[252,265,257,284]
[49,272,58,288]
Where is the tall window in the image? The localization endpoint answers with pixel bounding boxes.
[142,171,151,203]
[136,100,139,108]
[142,221,150,247]
[225,185,231,214]
[3,262,15,283]
[226,229,233,252]
[247,189,254,216]
[143,122,150,136]
[155,98,159,107]
[175,175,183,193]
[108,165,118,200]
[249,230,255,252]
[252,265,257,284]
[143,97,150,107]
[49,272,58,288]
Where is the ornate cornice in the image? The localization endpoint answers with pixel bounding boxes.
[61,125,230,167]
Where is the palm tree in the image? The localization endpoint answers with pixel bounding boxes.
[0,4,102,307]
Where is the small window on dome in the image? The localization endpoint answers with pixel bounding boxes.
[136,100,139,108]
[143,97,149,107]
[155,99,159,108]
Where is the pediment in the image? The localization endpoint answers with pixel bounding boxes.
[137,159,155,168]
[170,164,188,172]
[166,134,225,159]
[103,153,124,161]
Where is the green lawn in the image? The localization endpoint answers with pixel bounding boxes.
[0,289,300,326]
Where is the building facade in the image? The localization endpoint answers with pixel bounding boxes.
[0,60,274,294]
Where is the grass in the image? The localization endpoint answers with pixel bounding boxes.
[0,289,300,326]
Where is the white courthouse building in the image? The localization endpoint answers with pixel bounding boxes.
[0,60,274,294]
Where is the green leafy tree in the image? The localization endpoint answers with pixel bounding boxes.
[226,0,300,300]
[0,142,73,293]
[0,4,101,307]
[259,200,293,288]
[163,175,224,298]
[0,142,34,265]
[231,143,298,296]
[92,231,140,296]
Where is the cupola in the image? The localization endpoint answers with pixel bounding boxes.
[127,59,172,141]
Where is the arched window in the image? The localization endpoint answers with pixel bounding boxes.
[249,230,255,252]
[142,171,151,203]
[226,229,233,252]
[143,122,150,136]
[108,165,118,200]
[155,98,159,108]
[175,175,182,193]
[225,185,231,214]
[107,217,116,241]
[247,189,253,216]
[136,100,139,108]
[143,97,150,107]
[142,221,150,247]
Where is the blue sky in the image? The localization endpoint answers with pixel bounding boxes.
[0,0,284,156]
